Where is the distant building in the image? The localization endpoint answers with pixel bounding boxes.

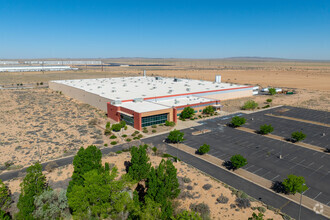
[49,76,254,130]
[0,66,77,72]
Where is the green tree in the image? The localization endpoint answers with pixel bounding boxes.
[202,106,214,115]
[291,131,306,142]
[146,159,180,219]
[259,124,274,135]
[0,210,11,220]
[241,100,258,110]
[248,212,264,220]
[16,163,49,220]
[230,154,248,170]
[196,144,210,155]
[68,167,132,219]
[33,189,70,220]
[67,145,103,194]
[167,130,184,143]
[268,88,276,95]
[266,99,272,103]
[180,107,195,119]
[0,179,11,212]
[282,175,308,195]
[173,210,202,220]
[230,116,246,127]
[129,145,152,181]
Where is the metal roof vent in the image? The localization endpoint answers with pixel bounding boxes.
[133,98,143,103]
[186,88,190,91]
[112,90,116,92]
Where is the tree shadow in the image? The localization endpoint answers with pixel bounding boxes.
[271,181,287,194]
[324,148,330,153]
[222,161,234,170]
[285,137,296,143]
[135,183,147,203]
[124,161,132,173]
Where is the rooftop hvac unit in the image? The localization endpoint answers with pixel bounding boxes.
[112,90,116,92]
[186,88,190,91]
[133,98,143,103]
[174,78,182,82]
[174,99,179,104]
[112,100,122,105]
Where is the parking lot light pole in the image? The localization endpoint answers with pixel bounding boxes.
[298,183,306,220]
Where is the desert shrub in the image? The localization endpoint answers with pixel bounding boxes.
[152,129,156,133]
[182,177,191,183]
[248,212,264,220]
[165,120,176,127]
[45,161,58,173]
[259,124,274,135]
[196,144,210,155]
[266,99,272,103]
[133,137,139,140]
[230,116,246,127]
[142,129,148,133]
[152,125,157,128]
[111,124,122,132]
[202,184,212,190]
[126,138,132,142]
[105,122,111,129]
[180,107,195,119]
[138,134,143,138]
[189,203,210,219]
[88,118,99,126]
[104,143,108,147]
[174,210,202,220]
[116,150,122,154]
[110,135,117,139]
[262,105,270,109]
[217,194,229,204]
[124,125,128,130]
[152,147,157,153]
[203,106,215,114]
[235,198,251,209]
[268,88,276,95]
[110,141,117,145]
[122,134,127,138]
[282,174,308,195]
[134,131,140,134]
[257,206,266,213]
[242,100,258,110]
[186,185,193,190]
[230,154,247,170]
[33,189,70,220]
[291,131,306,142]
[104,128,111,135]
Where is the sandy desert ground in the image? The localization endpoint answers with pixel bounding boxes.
[5,151,284,220]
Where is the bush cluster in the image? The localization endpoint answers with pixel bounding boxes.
[242,100,258,110]
[196,144,210,155]
[259,124,274,135]
[230,116,246,127]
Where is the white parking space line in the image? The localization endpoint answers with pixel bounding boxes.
[261,171,271,177]
[253,168,263,174]
[245,165,255,171]
[308,165,324,176]
[289,156,297,161]
[313,192,322,200]
[290,159,305,169]
[271,175,280,181]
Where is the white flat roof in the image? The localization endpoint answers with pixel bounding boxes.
[118,101,170,113]
[152,96,215,108]
[51,76,250,101]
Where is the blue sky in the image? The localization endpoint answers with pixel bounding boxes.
[0,0,329,59]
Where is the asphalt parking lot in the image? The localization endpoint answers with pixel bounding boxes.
[269,106,330,125]
[241,113,329,149]
[181,112,330,205]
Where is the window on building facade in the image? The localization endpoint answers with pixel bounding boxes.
[142,113,168,127]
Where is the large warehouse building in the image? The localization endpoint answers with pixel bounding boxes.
[49,76,255,130]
